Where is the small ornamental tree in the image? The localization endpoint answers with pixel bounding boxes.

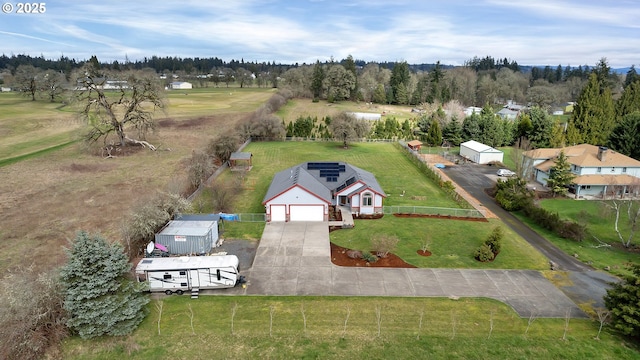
[60,231,149,339]
[484,226,504,255]
[604,263,640,339]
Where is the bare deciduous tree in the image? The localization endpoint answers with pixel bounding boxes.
[75,67,165,151]
[595,308,610,340]
[601,197,640,248]
[0,267,67,360]
[14,64,41,101]
[329,112,371,148]
[371,234,399,258]
[156,300,164,336]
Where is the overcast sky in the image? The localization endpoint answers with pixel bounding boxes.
[1,0,639,68]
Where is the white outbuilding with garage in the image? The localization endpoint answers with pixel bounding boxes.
[460,140,504,164]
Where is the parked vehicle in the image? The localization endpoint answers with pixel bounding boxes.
[135,255,241,297]
[496,169,516,177]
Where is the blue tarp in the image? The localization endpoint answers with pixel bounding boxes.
[219,213,239,221]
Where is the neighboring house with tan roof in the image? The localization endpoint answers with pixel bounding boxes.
[523,144,640,199]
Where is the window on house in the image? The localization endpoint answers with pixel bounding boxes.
[597,167,602,173]
[622,167,627,173]
[362,193,373,206]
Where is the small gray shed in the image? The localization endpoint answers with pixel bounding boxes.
[155,214,220,255]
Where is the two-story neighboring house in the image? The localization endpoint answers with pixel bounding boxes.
[523,144,640,199]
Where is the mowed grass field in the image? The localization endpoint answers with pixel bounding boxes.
[0,87,274,273]
[62,296,640,360]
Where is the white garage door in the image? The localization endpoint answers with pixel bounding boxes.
[270,205,286,222]
[289,205,324,221]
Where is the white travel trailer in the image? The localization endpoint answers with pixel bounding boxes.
[135,255,240,296]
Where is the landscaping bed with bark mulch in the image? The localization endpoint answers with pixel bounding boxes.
[330,243,416,268]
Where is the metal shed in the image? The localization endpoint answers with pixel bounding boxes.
[155,214,220,255]
[459,140,504,164]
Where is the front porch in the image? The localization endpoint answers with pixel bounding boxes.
[328,206,354,228]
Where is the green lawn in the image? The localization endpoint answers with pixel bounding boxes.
[521,198,640,276]
[330,217,548,269]
[61,296,639,360]
[209,141,464,214]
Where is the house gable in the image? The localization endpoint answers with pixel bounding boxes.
[263,161,386,220]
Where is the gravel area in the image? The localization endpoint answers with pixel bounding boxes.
[212,239,258,272]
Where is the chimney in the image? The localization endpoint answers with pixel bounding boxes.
[597,146,608,162]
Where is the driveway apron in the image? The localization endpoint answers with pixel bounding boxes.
[225,222,586,319]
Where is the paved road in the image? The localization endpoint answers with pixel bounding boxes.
[218,222,586,318]
[440,162,618,310]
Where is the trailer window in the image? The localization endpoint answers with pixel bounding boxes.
[163,274,172,280]
[181,283,187,286]
[179,271,186,276]
[216,269,221,280]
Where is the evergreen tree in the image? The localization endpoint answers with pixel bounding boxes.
[372,83,387,104]
[401,119,413,139]
[608,112,640,160]
[616,80,640,118]
[545,150,575,197]
[389,61,410,104]
[604,263,640,338]
[427,61,446,103]
[61,231,149,339]
[395,82,409,105]
[528,106,554,148]
[462,113,481,141]
[342,55,358,100]
[478,107,503,147]
[549,121,567,148]
[425,120,443,147]
[310,60,325,99]
[624,65,640,89]
[569,73,615,145]
[443,116,463,145]
[516,114,533,141]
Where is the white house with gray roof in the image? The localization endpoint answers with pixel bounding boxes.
[262,161,386,222]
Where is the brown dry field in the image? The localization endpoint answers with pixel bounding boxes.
[0,113,249,273]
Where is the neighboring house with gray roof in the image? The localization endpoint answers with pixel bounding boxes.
[262,161,386,222]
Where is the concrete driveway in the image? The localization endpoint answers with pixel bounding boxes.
[221,221,586,318]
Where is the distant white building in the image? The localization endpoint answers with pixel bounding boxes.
[347,112,382,121]
[464,107,483,116]
[460,140,504,164]
[170,81,193,90]
[1,87,11,92]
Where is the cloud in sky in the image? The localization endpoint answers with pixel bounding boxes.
[1,0,639,67]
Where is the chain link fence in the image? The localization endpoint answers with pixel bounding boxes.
[383,206,484,218]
